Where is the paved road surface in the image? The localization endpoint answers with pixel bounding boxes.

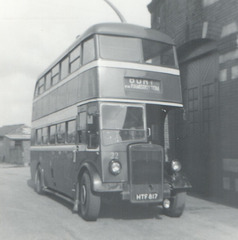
[0,165,238,240]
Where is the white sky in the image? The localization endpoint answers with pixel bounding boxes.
[0,0,151,127]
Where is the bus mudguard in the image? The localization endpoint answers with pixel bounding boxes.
[78,162,101,191]
[170,173,192,192]
[78,162,123,193]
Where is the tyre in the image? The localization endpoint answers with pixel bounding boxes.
[80,172,101,221]
[34,166,44,194]
[164,192,186,217]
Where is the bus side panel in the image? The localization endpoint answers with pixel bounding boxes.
[32,68,99,121]
[76,150,102,181]
[52,150,75,198]
[30,150,54,189]
[30,151,38,182]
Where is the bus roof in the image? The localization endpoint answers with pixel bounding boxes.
[79,23,174,44]
[37,23,175,80]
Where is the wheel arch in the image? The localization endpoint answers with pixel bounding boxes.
[78,162,103,192]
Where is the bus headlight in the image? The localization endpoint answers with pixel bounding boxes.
[109,160,121,175]
[171,160,181,172]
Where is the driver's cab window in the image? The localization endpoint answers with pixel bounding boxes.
[87,103,99,149]
[77,111,87,144]
[77,103,99,149]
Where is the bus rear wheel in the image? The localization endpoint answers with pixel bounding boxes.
[34,166,44,194]
[164,192,186,217]
[80,171,101,221]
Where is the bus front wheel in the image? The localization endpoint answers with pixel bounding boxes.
[80,171,101,221]
[164,192,186,217]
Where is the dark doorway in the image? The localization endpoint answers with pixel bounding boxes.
[175,49,219,197]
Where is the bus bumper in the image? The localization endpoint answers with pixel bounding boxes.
[93,181,124,192]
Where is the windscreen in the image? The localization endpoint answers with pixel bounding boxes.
[101,104,146,145]
[99,35,177,68]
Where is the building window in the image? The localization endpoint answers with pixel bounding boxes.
[231,65,238,80]
[188,87,199,135]
[15,140,22,148]
[219,69,227,82]
[202,83,214,132]
[221,22,237,38]
[202,0,219,7]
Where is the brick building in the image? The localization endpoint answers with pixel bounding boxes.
[148,0,238,205]
[0,124,31,165]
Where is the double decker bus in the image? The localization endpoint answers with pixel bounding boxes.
[30,22,191,221]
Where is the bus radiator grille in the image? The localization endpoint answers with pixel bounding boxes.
[129,144,163,185]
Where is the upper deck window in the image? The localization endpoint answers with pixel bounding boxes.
[61,57,69,80]
[99,35,142,63]
[98,35,177,68]
[142,39,176,67]
[83,38,96,65]
[37,77,45,96]
[45,72,51,90]
[52,64,60,85]
[70,45,81,73]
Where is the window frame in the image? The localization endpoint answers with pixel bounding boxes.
[51,64,60,86]
[56,122,66,144]
[37,77,45,96]
[82,37,96,65]
[42,127,49,145]
[66,119,76,144]
[98,34,178,68]
[49,125,57,144]
[70,45,81,73]
[36,128,42,145]
[60,57,69,80]
[100,102,146,145]
[45,71,52,90]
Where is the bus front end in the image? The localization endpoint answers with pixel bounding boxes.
[99,102,190,213]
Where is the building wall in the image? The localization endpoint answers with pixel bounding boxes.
[22,140,30,166]
[0,137,4,162]
[2,138,30,165]
[149,0,238,205]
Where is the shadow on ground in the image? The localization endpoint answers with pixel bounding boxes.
[99,201,163,220]
[27,178,163,220]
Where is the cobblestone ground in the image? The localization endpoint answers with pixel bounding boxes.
[0,165,238,240]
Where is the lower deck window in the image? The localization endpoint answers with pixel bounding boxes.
[49,125,56,144]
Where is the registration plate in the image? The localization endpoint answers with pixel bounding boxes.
[135,193,158,201]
